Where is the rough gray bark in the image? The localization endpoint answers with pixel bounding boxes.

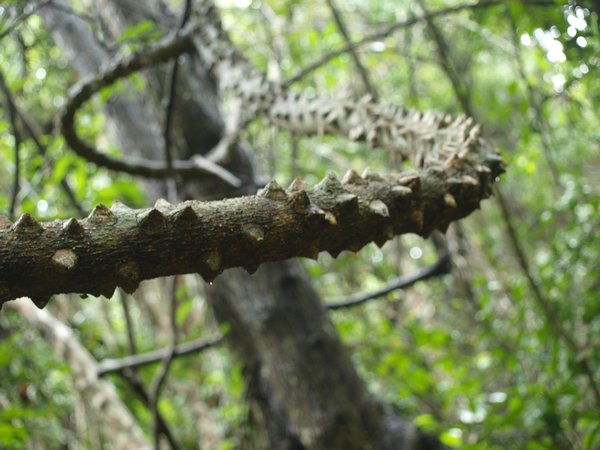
[209,260,444,450]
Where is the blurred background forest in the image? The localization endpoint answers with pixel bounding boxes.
[0,0,599,449]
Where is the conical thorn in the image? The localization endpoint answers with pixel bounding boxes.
[205,249,222,272]
[63,218,85,237]
[392,185,412,197]
[362,167,384,182]
[327,247,342,258]
[288,190,310,211]
[476,164,491,174]
[110,202,131,213]
[443,153,461,169]
[336,193,359,210]
[137,209,167,235]
[462,175,479,186]
[243,261,260,275]
[286,177,305,193]
[369,200,389,217]
[324,212,337,225]
[437,221,451,233]
[410,210,424,230]
[398,174,420,188]
[154,198,173,212]
[302,244,320,260]
[31,295,51,309]
[348,242,363,253]
[342,169,367,185]
[116,259,141,294]
[315,172,343,193]
[258,180,287,201]
[87,204,115,224]
[13,213,43,235]
[172,205,200,227]
[444,193,457,208]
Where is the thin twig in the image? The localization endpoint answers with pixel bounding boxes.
[119,289,180,450]
[325,0,378,100]
[149,277,179,450]
[0,0,54,40]
[286,0,498,87]
[285,0,555,87]
[327,253,450,310]
[495,187,600,409]
[97,335,223,375]
[119,368,182,450]
[2,86,84,216]
[96,255,449,372]
[162,0,193,202]
[416,0,473,116]
[119,291,138,355]
[0,69,21,220]
[97,255,449,370]
[505,7,561,185]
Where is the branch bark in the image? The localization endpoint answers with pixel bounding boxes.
[0,148,501,308]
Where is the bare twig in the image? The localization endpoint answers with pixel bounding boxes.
[286,1,500,86]
[504,7,561,185]
[119,290,180,450]
[162,0,194,202]
[285,0,556,87]
[149,277,179,450]
[0,0,54,40]
[327,253,450,310]
[96,254,450,372]
[97,335,222,376]
[119,292,138,355]
[0,77,84,216]
[119,368,183,450]
[0,69,21,220]
[325,0,378,100]
[416,0,473,116]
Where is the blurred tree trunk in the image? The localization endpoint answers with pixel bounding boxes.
[39,1,441,448]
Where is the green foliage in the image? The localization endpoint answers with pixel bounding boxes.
[1,0,599,449]
[234,1,599,448]
[0,311,72,449]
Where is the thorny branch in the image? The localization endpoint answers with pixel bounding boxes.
[0,0,505,308]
